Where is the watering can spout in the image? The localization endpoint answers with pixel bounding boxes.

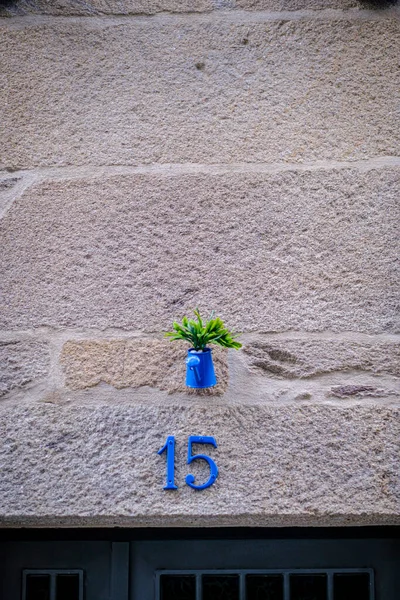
[186,355,201,384]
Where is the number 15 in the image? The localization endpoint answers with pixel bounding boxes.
[158,435,219,491]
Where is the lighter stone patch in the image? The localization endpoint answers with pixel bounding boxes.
[61,339,228,395]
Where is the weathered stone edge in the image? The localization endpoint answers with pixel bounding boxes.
[2,157,400,181]
[1,513,399,528]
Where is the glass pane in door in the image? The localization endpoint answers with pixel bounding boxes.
[160,575,196,600]
[246,574,284,600]
[56,574,80,600]
[333,573,370,600]
[202,575,240,600]
[26,575,51,600]
[290,574,327,600]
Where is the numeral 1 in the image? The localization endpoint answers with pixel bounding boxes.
[157,436,178,490]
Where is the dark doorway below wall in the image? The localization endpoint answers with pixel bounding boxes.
[1,527,399,599]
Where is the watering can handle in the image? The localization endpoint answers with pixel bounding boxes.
[186,355,201,384]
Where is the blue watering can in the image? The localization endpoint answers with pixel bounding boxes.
[186,348,217,388]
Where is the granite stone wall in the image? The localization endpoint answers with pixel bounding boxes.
[0,0,399,527]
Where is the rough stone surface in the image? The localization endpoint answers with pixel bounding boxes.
[235,0,394,9]
[0,0,213,16]
[0,341,50,397]
[1,168,398,333]
[243,338,400,378]
[329,384,399,398]
[61,339,228,395]
[0,177,19,193]
[0,0,372,16]
[1,17,399,169]
[0,403,398,526]
[0,176,20,213]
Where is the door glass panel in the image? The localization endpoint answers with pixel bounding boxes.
[333,573,370,600]
[202,575,240,600]
[246,574,284,600]
[56,574,80,600]
[157,570,372,600]
[26,575,51,600]
[290,574,327,600]
[160,575,196,600]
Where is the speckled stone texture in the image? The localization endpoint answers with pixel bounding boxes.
[0,341,50,397]
[243,338,400,378]
[61,339,228,394]
[1,168,398,332]
[329,384,399,398]
[1,16,399,169]
[1,0,399,531]
[0,0,374,17]
[0,403,398,526]
[235,0,364,7]
[0,0,214,16]
[0,177,19,194]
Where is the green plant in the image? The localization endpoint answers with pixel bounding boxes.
[165,309,242,351]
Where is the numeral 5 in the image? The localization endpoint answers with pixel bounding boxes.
[186,435,218,490]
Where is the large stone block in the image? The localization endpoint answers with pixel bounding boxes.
[0,403,398,526]
[243,338,400,378]
[1,168,399,332]
[0,0,367,16]
[0,341,50,397]
[0,0,212,16]
[0,168,398,333]
[61,339,228,394]
[1,16,399,169]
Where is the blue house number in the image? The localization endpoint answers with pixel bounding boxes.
[158,435,219,491]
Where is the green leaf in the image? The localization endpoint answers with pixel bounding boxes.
[165,309,241,351]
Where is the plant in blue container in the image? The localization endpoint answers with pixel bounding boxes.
[165,309,242,389]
